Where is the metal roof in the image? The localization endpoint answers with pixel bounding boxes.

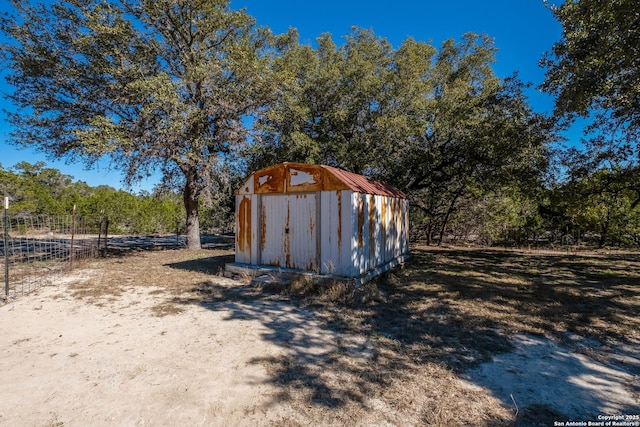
[240,162,406,198]
[320,165,407,198]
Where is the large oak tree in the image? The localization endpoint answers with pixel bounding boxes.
[1,0,291,249]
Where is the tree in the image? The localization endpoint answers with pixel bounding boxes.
[569,169,640,247]
[380,35,552,244]
[542,0,640,136]
[253,30,553,245]
[383,36,550,243]
[542,0,640,207]
[251,28,398,173]
[1,0,291,249]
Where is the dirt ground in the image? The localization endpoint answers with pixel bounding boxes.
[0,246,638,426]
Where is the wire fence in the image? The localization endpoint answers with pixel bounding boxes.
[1,210,106,300]
[0,196,238,303]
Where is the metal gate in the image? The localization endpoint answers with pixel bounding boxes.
[260,194,317,271]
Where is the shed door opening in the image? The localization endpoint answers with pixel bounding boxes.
[261,194,317,271]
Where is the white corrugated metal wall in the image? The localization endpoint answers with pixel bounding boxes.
[261,193,317,271]
[319,190,352,275]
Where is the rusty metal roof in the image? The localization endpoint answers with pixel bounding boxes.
[238,163,406,198]
[320,165,406,198]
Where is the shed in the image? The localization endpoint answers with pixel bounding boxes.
[228,162,410,284]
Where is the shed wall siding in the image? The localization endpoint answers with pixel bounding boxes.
[260,193,317,271]
[235,194,259,265]
[319,190,355,276]
[347,193,409,276]
[402,199,410,255]
[319,191,339,274]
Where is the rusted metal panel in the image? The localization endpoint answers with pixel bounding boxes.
[322,165,406,198]
[260,195,284,266]
[323,168,351,191]
[290,194,318,270]
[287,164,325,193]
[368,194,379,271]
[350,193,362,275]
[357,195,365,249]
[319,190,352,275]
[389,197,402,258]
[276,163,352,193]
[401,199,410,254]
[254,164,285,194]
[337,191,342,250]
[237,196,251,253]
[339,191,354,275]
[236,176,254,195]
[252,163,344,194]
[235,195,256,264]
[381,196,388,260]
[385,196,404,260]
[319,191,335,274]
[348,193,410,276]
[352,192,373,275]
[368,194,376,274]
[239,163,405,198]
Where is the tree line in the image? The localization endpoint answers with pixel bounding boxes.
[0,161,235,235]
[1,0,638,248]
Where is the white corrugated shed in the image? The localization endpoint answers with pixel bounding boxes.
[229,162,410,283]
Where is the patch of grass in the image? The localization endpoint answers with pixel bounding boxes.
[150,302,186,317]
[404,246,640,346]
[64,249,234,303]
[284,276,356,305]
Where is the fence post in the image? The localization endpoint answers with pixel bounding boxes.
[98,209,104,257]
[70,204,76,269]
[104,216,109,254]
[4,197,9,297]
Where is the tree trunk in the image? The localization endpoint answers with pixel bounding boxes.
[183,169,202,250]
[437,188,464,246]
[598,220,609,249]
[437,210,450,247]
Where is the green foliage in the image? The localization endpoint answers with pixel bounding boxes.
[251,28,397,171]
[551,170,640,248]
[543,0,640,219]
[0,162,185,234]
[254,29,554,245]
[1,161,74,215]
[542,0,640,136]
[457,191,541,246]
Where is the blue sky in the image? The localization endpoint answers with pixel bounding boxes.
[0,0,565,191]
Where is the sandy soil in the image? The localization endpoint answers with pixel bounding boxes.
[1,272,638,426]
[466,334,640,421]
[0,279,301,426]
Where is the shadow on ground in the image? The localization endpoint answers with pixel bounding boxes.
[105,234,234,256]
[165,253,235,275]
[165,246,640,425]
